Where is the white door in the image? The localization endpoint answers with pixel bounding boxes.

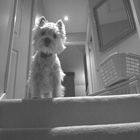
[0,0,16,95]
[6,0,33,99]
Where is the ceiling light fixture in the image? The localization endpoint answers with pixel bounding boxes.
[64,16,69,21]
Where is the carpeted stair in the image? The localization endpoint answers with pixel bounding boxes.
[0,94,140,139]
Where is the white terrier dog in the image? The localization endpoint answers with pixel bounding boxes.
[27,16,66,99]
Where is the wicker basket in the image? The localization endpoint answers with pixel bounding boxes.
[99,53,140,87]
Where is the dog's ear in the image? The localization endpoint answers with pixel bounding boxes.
[56,20,66,35]
[36,16,47,28]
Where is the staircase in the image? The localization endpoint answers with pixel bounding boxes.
[0,94,140,139]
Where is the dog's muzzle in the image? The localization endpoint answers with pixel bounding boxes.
[44,37,51,47]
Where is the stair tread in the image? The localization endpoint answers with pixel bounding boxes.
[1,93,140,103]
[1,122,140,131]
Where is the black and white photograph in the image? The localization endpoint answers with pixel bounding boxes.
[0,0,140,139]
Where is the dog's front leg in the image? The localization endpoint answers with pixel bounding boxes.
[52,71,62,97]
[31,80,41,99]
[53,78,61,97]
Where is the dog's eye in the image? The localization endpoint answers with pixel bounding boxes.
[41,31,46,36]
[53,33,57,39]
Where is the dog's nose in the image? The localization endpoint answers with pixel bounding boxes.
[44,38,51,46]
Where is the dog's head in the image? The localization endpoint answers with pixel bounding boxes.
[33,16,66,54]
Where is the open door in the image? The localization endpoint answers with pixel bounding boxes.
[0,0,16,97]
[6,0,34,99]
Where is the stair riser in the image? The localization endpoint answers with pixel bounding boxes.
[0,95,140,128]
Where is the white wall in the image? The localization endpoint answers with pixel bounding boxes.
[33,0,45,19]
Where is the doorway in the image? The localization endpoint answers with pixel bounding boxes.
[59,44,87,96]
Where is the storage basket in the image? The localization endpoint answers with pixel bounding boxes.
[99,53,140,87]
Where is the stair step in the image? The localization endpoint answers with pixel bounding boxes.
[0,94,140,128]
[1,122,140,140]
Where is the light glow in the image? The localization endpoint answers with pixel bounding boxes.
[64,16,69,21]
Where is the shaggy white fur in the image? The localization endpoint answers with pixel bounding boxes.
[27,16,66,99]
